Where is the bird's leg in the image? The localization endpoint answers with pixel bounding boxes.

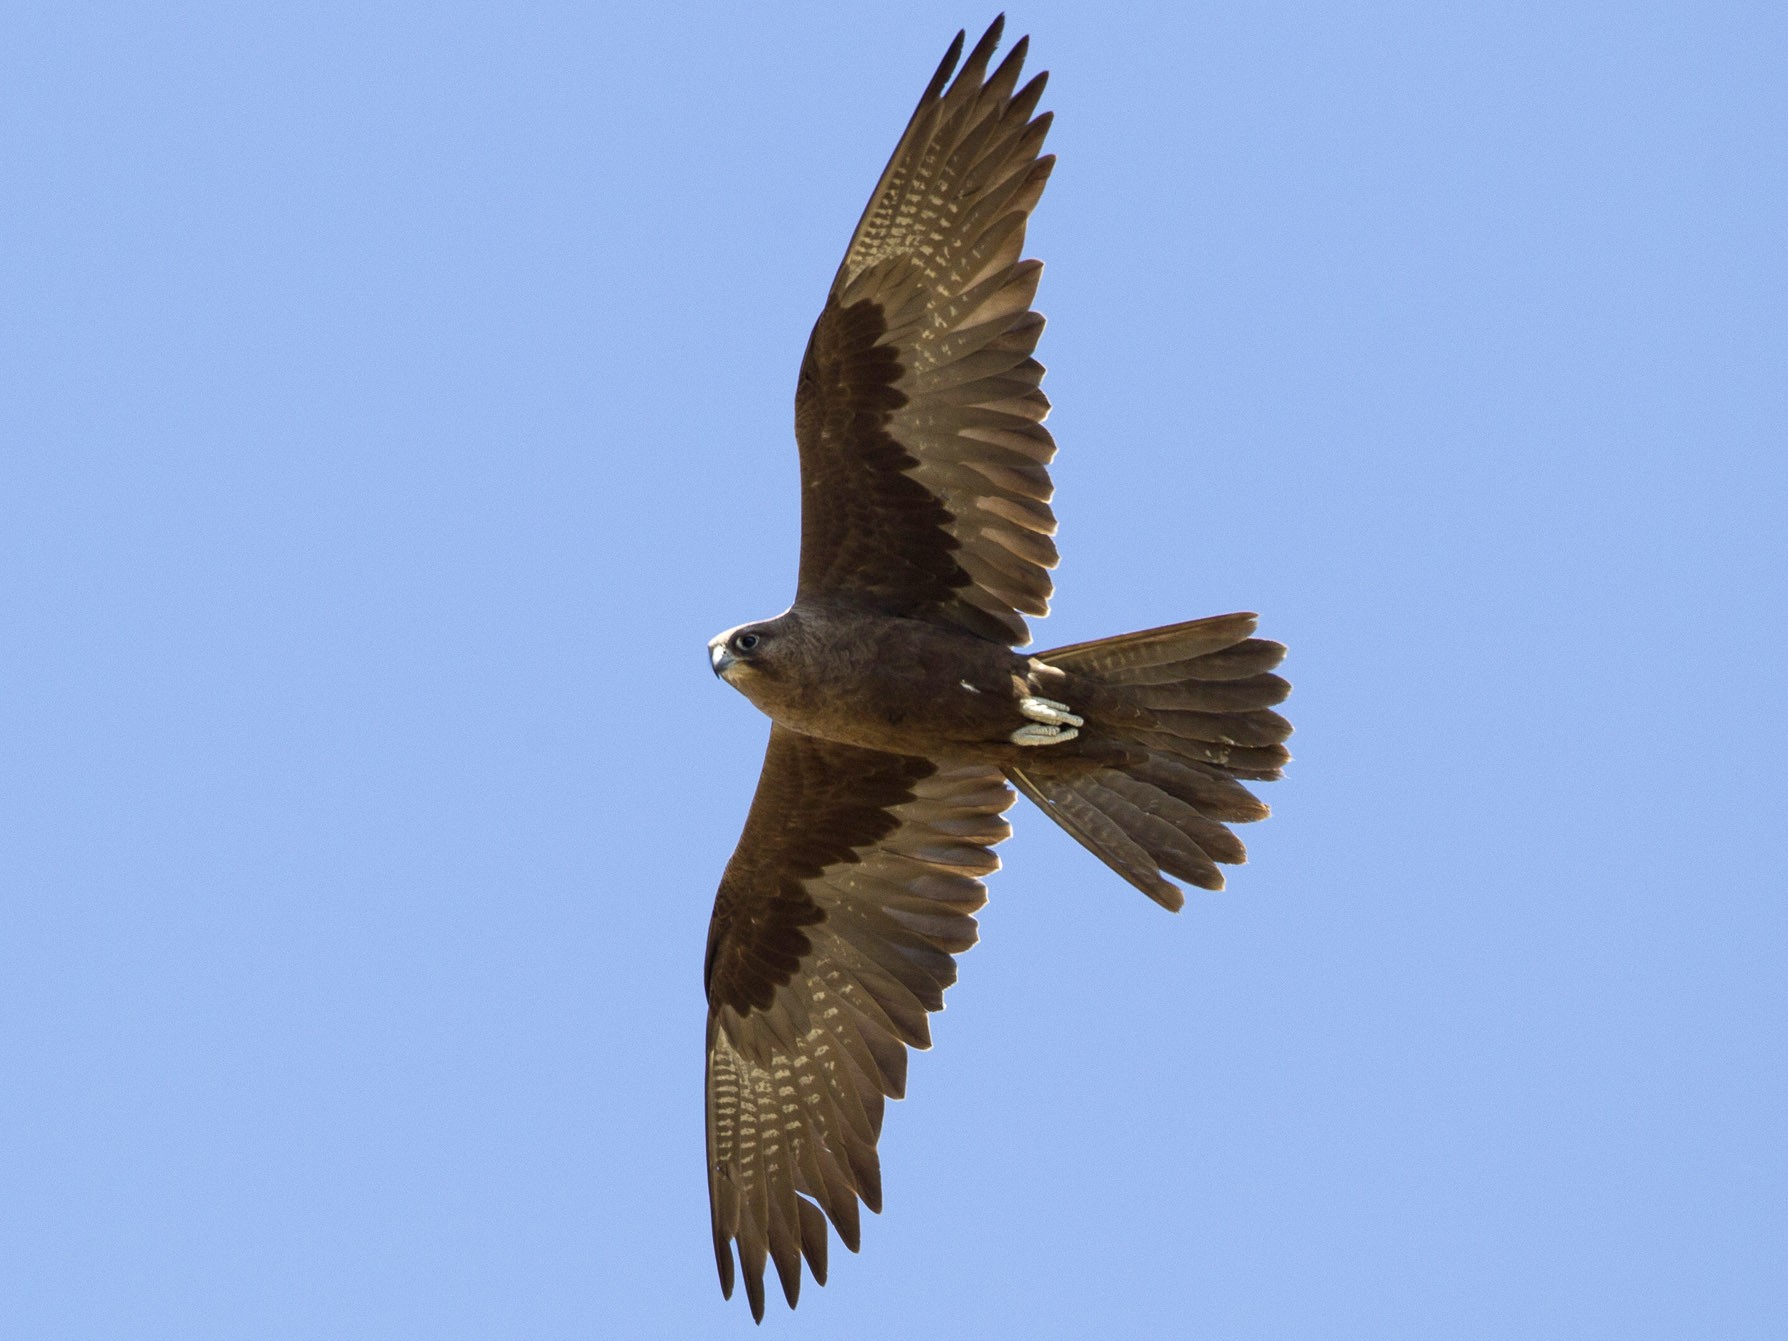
[1010,696,1083,746]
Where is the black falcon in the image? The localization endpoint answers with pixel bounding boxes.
[702,18,1292,1319]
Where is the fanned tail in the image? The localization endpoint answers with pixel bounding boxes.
[1005,612,1290,910]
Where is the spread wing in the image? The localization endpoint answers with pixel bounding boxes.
[794,17,1058,647]
[703,726,1013,1320]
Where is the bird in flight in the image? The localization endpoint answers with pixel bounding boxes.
[702,17,1291,1321]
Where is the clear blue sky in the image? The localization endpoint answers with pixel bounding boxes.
[4,3,1783,1337]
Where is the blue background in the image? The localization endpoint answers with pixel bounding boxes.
[5,3,1783,1336]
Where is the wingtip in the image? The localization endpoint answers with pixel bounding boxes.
[991,27,1027,79]
[923,28,968,104]
[745,1270,766,1323]
[714,1234,736,1300]
[963,15,1006,79]
[1147,876,1189,911]
[775,1264,802,1312]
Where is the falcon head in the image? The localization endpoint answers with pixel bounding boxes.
[708,622,777,683]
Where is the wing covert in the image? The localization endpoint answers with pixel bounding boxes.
[704,726,1013,1319]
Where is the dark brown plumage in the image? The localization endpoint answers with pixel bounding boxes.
[702,19,1291,1320]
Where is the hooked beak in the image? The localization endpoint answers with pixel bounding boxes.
[709,640,735,678]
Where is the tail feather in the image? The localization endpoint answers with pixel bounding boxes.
[1130,755,1268,823]
[1006,768,1189,910]
[1129,671,1289,713]
[1126,731,1290,779]
[1146,707,1292,748]
[1083,772,1232,880]
[1169,640,1290,683]
[1040,611,1260,671]
[1006,613,1291,906]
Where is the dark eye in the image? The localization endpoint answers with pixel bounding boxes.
[734,632,760,653]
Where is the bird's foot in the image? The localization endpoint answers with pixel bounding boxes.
[1018,696,1083,727]
[1010,723,1080,746]
[1010,697,1083,746]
